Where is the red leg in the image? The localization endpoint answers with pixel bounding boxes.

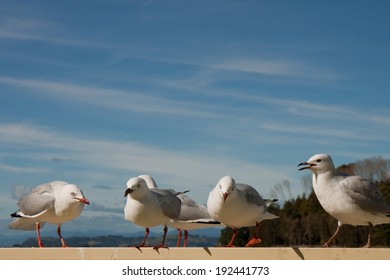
[226,228,237,247]
[57,225,68,247]
[183,230,189,247]
[245,222,262,247]
[35,222,44,248]
[153,226,169,250]
[176,229,182,247]
[134,227,150,248]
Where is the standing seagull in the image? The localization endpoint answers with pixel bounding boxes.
[207,175,278,247]
[124,176,181,249]
[8,181,90,248]
[169,191,221,247]
[138,174,220,247]
[298,153,390,247]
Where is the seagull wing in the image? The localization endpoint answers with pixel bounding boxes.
[236,183,266,207]
[151,189,181,219]
[16,183,56,217]
[341,175,390,214]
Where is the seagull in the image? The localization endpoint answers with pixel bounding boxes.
[138,174,221,247]
[168,191,221,247]
[207,175,279,247]
[124,176,181,249]
[298,153,390,248]
[8,181,90,248]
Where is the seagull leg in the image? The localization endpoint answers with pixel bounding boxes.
[245,222,262,247]
[36,222,44,248]
[183,230,189,247]
[226,228,238,247]
[323,222,341,247]
[153,226,169,250]
[134,227,150,248]
[363,222,373,248]
[176,229,182,247]
[57,225,68,247]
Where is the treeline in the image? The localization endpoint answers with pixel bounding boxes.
[219,156,390,247]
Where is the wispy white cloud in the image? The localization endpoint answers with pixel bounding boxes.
[0,17,46,40]
[263,123,355,140]
[0,163,46,174]
[125,54,339,85]
[0,76,226,119]
[2,74,390,151]
[0,16,111,49]
[367,114,390,126]
[0,122,289,199]
[233,95,390,128]
[212,59,305,77]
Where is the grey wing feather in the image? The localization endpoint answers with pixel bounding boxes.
[236,183,266,207]
[177,194,200,208]
[17,183,55,216]
[151,189,181,219]
[8,219,46,231]
[341,176,390,214]
[176,193,211,220]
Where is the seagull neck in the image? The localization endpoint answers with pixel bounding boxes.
[313,169,336,184]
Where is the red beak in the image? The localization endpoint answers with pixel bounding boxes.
[78,197,90,205]
[223,192,229,202]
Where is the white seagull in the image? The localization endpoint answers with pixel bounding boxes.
[9,181,90,248]
[169,191,221,247]
[298,153,390,247]
[124,176,181,249]
[207,175,278,247]
[138,174,220,247]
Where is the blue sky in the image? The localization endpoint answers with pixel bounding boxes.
[1,0,390,243]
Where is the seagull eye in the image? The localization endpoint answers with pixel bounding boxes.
[71,192,76,197]
[316,159,322,163]
[218,184,221,189]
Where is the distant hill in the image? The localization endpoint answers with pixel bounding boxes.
[12,234,220,248]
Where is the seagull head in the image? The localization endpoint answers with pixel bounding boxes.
[124,177,148,197]
[67,184,90,205]
[217,175,236,202]
[298,153,335,174]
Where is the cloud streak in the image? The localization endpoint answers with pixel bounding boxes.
[0,163,46,174]
[3,74,390,128]
[2,74,390,153]
[0,122,287,192]
[0,15,113,49]
[211,58,338,81]
[0,76,226,119]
